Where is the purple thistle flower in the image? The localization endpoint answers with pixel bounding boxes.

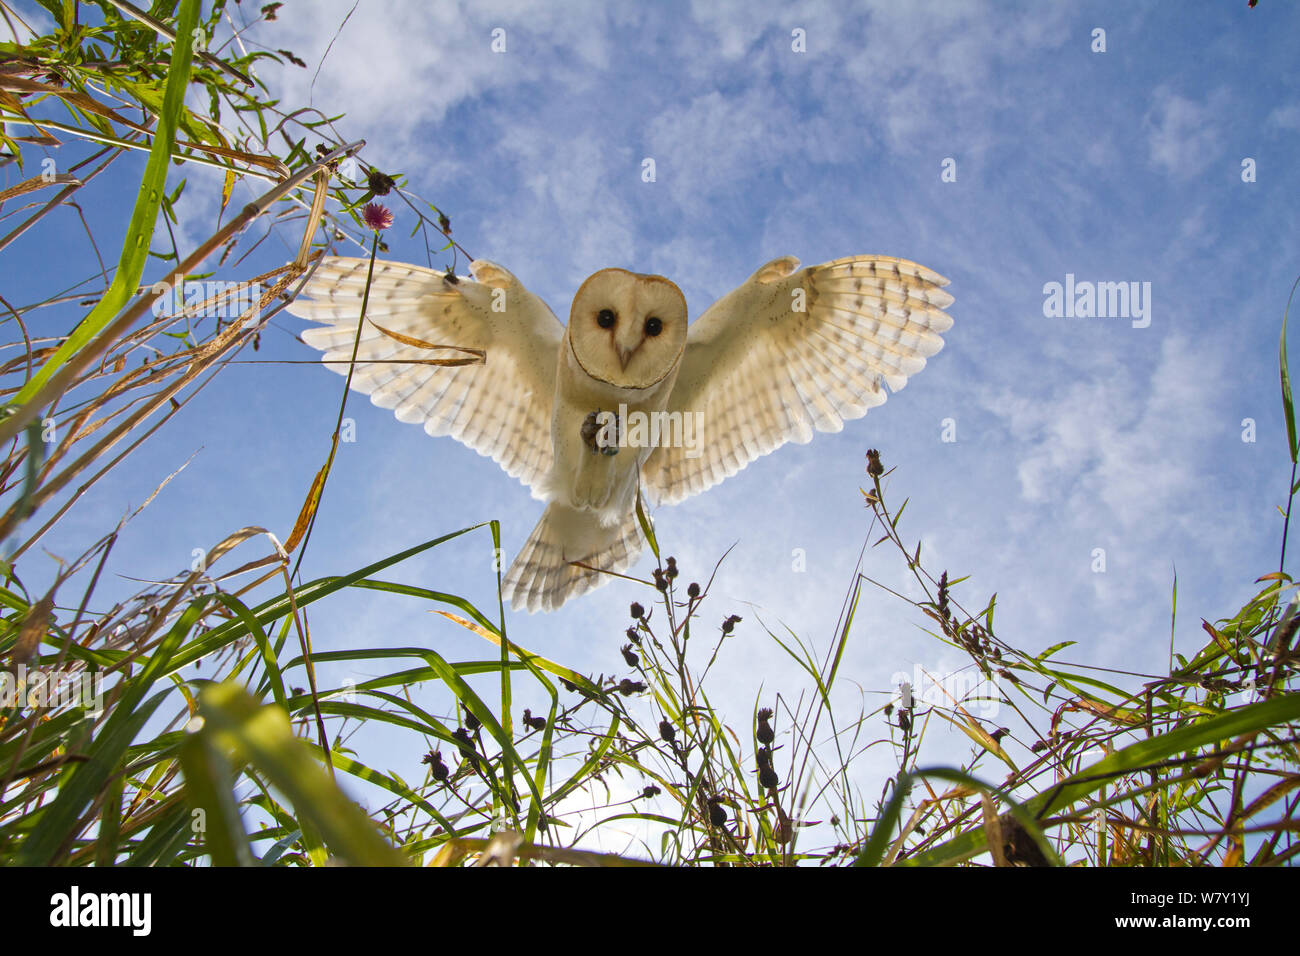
[363,202,393,231]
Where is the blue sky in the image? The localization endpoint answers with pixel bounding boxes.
[4,0,1299,856]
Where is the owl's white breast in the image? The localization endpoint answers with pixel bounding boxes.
[540,334,681,522]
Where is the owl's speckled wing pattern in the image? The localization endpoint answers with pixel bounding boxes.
[287,257,564,494]
[642,255,954,505]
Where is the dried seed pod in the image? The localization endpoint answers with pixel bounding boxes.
[617,678,646,696]
[422,750,450,782]
[756,707,775,744]
[367,168,397,195]
[630,602,645,620]
[658,719,676,743]
[708,797,727,827]
[452,727,481,768]
[621,643,640,667]
[998,812,1051,867]
[865,448,884,477]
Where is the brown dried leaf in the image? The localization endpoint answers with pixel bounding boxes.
[366,319,486,362]
[285,466,327,555]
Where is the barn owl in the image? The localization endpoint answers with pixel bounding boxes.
[287,254,953,612]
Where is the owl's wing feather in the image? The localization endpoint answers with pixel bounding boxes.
[642,255,953,505]
[287,257,563,494]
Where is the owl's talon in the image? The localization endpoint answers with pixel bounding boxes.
[580,410,619,455]
[580,411,600,452]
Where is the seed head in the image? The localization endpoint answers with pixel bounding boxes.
[366,168,397,195]
[865,448,884,478]
[422,750,449,782]
[708,797,728,827]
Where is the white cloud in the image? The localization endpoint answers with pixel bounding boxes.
[644,89,784,204]
[1267,104,1300,133]
[253,0,618,171]
[976,332,1227,540]
[1145,86,1231,180]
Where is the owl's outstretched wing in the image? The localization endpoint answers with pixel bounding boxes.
[287,257,564,494]
[641,255,954,505]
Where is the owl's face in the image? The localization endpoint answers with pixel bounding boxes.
[567,268,688,390]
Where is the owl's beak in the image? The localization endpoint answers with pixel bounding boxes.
[614,330,642,370]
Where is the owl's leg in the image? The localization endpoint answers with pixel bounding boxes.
[566,409,639,516]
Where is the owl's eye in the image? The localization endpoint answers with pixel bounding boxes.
[597,309,616,329]
[644,316,663,337]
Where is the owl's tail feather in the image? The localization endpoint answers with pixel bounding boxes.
[503,503,646,613]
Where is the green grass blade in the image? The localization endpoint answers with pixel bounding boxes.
[855,772,914,867]
[421,647,545,821]
[635,492,659,560]
[9,0,200,411]
[904,692,1300,866]
[17,688,172,865]
[211,591,286,712]
[195,682,407,866]
[165,525,488,672]
[178,729,256,866]
[1281,275,1300,464]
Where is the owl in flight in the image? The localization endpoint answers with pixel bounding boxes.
[287,254,953,612]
